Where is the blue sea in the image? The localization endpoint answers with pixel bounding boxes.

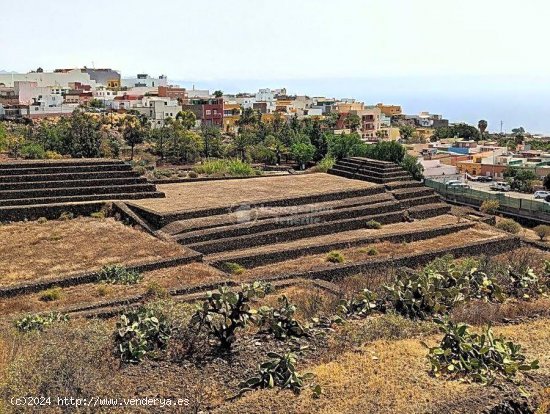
[174,75,550,136]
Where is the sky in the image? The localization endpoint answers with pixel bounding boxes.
[1,0,549,133]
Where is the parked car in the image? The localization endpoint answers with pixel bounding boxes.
[476,176,493,182]
[534,190,550,199]
[445,180,462,186]
[490,181,511,192]
[449,183,471,189]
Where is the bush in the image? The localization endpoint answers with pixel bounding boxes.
[39,287,63,302]
[507,266,543,299]
[311,155,335,173]
[116,307,172,363]
[145,282,169,299]
[36,217,47,224]
[365,140,406,164]
[20,142,46,159]
[58,211,74,221]
[367,247,378,256]
[90,211,105,219]
[193,159,258,177]
[326,250,345,263]
[400,155,424,180]
[97,265,143,285]
[188,170,198,178]
[240,351,319,396]
[426,318,538,384]
[338,288,380,318]
[496,219,521,234]
[191,282,272,349]
[365,220,382,229]
[15,312,69,332]
[257,295,309,339]
[480,199,500,215]
[533,224,550,241]
[44,150,63,159]
[224,262,245,275]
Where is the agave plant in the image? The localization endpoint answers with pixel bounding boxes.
[15,312,69,332]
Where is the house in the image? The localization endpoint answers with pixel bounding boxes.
[376,103,402,117]
[181,98,223,127]
[134,97,182,128]
[122,74,167,88]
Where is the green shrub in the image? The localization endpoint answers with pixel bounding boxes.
[400,154,424,180]
[20,142,46,159]
[533,224,550,241]
[366,247,378,256]
[312,155,335,173]
[97,265,143,285]
[39,287,62,302]
[326,250,345,263]
[116,307,172,363]
[36,217,48,224]
[145,281,169,298]
[58,211,74,221]
[44,150,63,159]
[224,262,245,275]
[240,351,319,396]
[190,282,272,349]
[426,318,538,384]
[90,211,105,219]
[338,288,379,318]
[480,199,500,215]
[193,159,258,177]
[365,220,382,229]
[257,295,309,339]
[15,312,69,332]
[507,266,543,298]
[496,219,521,234]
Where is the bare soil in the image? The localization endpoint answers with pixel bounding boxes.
[0,217,188,286]
[130,173,375,213]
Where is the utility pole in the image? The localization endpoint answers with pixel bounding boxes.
[500,120,503,134]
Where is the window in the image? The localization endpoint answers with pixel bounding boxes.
[206,110,211,115]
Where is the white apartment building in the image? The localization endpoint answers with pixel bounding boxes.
[134,97,182,128]
[122,74,168,88]
[0,69,98,89]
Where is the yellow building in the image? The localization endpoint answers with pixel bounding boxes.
[222,103,241,133]
[377,127,401,141]
[376,103,402,116]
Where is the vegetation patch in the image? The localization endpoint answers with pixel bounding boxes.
[326,250,345,264]
[480,199,500,215]
[533,225,550,241]
[39,287,63,302]
[225,262,245,275]
[426,318,539,385]
[193,158,259,177]
[15,312,69,332]
[496,219,521,234]
[257,295,310,339]
[116,307,172,363]
[97,264,143,285]
[365,220,382,229]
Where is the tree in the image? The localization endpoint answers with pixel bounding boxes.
[399,124,416,141]
[478,120,488,136]
[175,110,197,130]
[200,125,222,158]
[533,225,550,241]
[366,140,406,164]
[326,132,368,160]
[213,90,223,98]
[400,154,424,180]
[291,141,315,170]
[236,107,261,128]
[344,113,361,132]
[504,167,537,193]
[544,173,550,190]
[67,110,102,158]
[88,98,105,109]
[123,117,146,160]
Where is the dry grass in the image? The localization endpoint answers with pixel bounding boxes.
[0,217,188,286]
[451,298,550,326]
[215,318,550,414]
[0,263,227,317]
[211,214,461,261]
[130,173,375,213]
[238,226,504,279]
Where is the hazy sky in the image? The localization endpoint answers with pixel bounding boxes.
[1,0,549,132]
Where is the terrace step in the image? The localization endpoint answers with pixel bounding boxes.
[408,203,451,219]
[0,177,147,191]
[0,170,141,183]
[207,222,475,269]
[0,183,157,200]
[0,191,165,207]
[398,194,442,209]
[392,187,435,200]
[0,163,132,176]
[186,210,407,254]
[175,200,403,244]
[384,181,424,190]
[163,192,395,235]
[336,160,403,173]
[0,159,125,169]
